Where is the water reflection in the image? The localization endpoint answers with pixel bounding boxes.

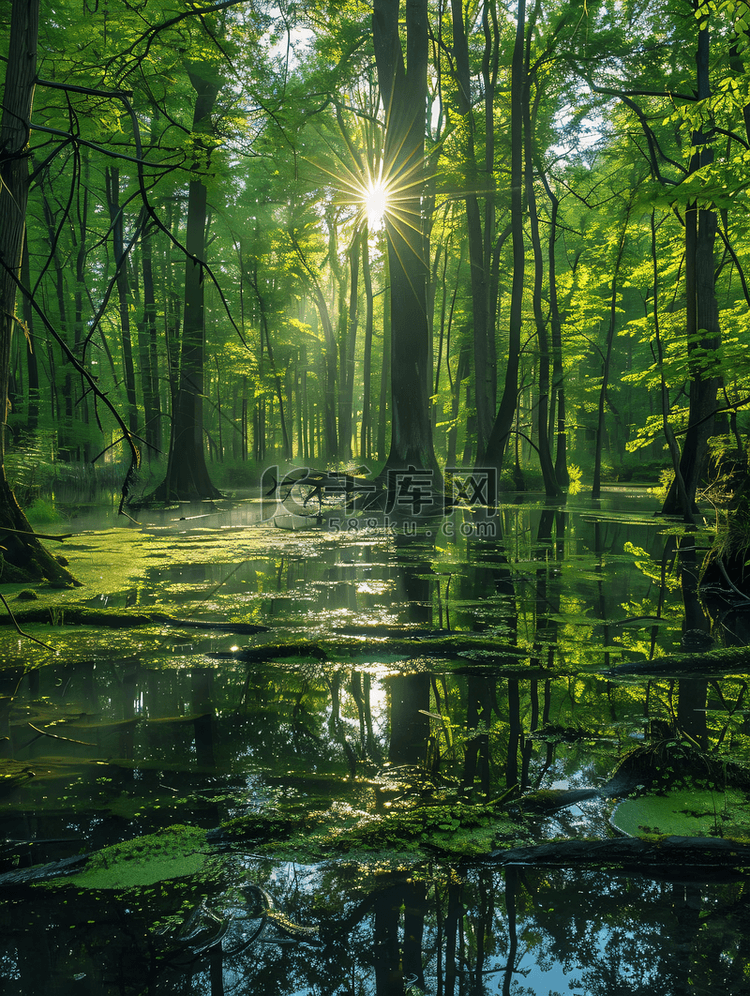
[2,857,749,994]
[1,490,749,993]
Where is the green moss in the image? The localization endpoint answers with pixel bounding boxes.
[60,825,219,892]
[219,811,307,843]
[216,794,528,862]
[611,787,750,839]
[244,799,525,861]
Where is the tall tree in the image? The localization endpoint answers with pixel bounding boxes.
[104,166,140,438]
[540,173,569,486]
[661,15,721,519]
[523,27,561,499]
[339,228,361,462]
[583,3,726,514]
[483,0,526,475]
[447,0,500,462]
[153,63,223,501]
[0,0,74,582]
[591,204,630,499]
[372,0,441,480]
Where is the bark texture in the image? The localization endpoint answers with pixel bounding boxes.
[154,67,222,502]
[0,0,77,584]
[373,0,441,479]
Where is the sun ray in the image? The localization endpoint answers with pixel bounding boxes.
[303,113,479,251]
[363,176,387,230]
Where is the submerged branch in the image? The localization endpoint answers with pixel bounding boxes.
[0,605,270,633]
[0,594,53,650]
[0,527,72,542]
[27,723,96,747]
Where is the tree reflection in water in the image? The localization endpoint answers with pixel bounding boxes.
[3,859,749,993]
[1,494,750,993]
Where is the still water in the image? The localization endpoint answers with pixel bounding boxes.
[0,487,749,995]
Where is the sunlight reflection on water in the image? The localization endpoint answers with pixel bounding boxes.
[1,488,747,994]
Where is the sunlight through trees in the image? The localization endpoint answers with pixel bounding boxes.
[1,0,750,565]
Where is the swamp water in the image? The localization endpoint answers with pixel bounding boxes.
[1,487,750,995]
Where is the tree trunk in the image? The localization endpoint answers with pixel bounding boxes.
[0,0,76,583]
[138,113,163,460]
[541,176,569,486]
[20,241,39,435]
[447,344,470,468]
[72,160,93,462]
[449,0,497,459]
[377,279,390,462]
[360,231,374,459]
[250,271,291,462]
[482,0,525,474]
[295,352,304,460]
[291,234,338,459]
[662,23,721,518]
[372,0,440,481]
[339,230,361,462]
[139,220,162,458]
[155,68,222,502]
[524,73,561,498]
[652,212,694,520]
[105,167,139,437]
[592,221,628,499]
[40,185,77,460]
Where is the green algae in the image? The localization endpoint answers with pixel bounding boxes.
[0,624,206,670]
[59,527,271,597]
[611,787,750,839]
[219,797,527,862]
[60,825,220,892]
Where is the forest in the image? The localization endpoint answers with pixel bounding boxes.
[1,0,749,552]
[4,2,750,994]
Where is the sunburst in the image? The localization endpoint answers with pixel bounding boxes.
[362,174,388,231]
[308,136,427,246]
[330,156,404,235]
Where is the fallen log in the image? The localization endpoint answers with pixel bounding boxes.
[0,853,88,887]
[0,605,269,634]
[606,645,750,677]
[274,468,383,512]
[5,833,750,889]
[486,835,750,868]
[207,636,526,666]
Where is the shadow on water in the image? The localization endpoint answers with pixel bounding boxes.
[1,488,750,993]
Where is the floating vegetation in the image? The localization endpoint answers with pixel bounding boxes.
[611,787,750,839]
[218,794,530,862]
[59,825,221,892]
[1,491,749,995]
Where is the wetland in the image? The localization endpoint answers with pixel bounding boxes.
[1,485,750,996]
